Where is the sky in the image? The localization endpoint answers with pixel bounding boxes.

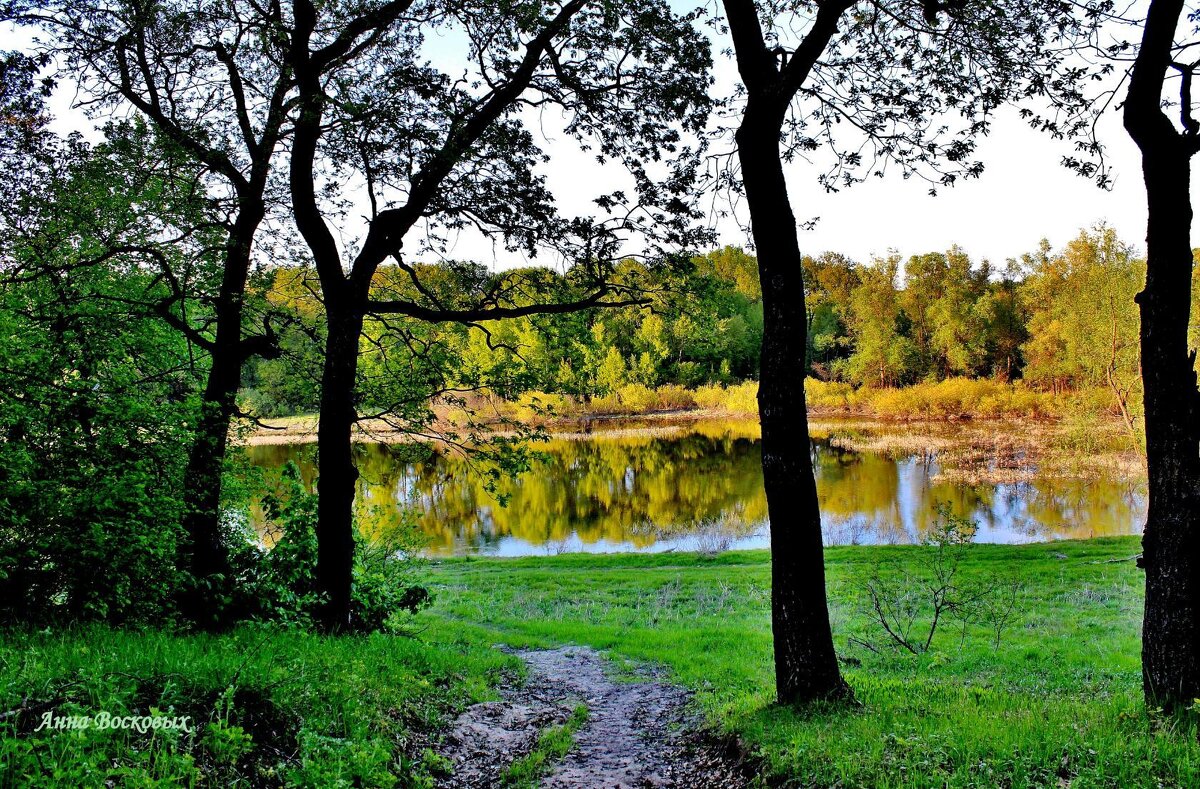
[425,7,1156,269]
[771,107,1150,265]
[0,8,1158,269]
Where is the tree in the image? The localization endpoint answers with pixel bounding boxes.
[1122,0,1200,713]
[0,81,207,624]
[284,0,713,630]
[1022,228,1143,434]
[719,0,1103,704]
[976,258,1028,382]
[846,256,915,387]
[6,1,296,624]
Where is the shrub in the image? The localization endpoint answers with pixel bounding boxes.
[723,381,759,414]
[233,463,431,631]
[615,383,659,412]
[509,391,579,424]
[688,382,758,415]
[654,384,696,410]
[863,504,1022,654]
[692,384,727,410]
[805,379,857,411]
[861,379,1059,420]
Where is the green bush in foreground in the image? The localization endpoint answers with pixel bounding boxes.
[230,462,431,632]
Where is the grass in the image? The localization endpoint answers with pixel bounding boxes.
[501,703,589,788]
[244,381,1132,448]
[0,625,516,787]
[426,537,1200,788]
[6,538,1194,787]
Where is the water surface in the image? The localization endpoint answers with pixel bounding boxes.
[242,419,1145,556]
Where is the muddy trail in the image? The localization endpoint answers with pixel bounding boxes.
[433,645,751,788]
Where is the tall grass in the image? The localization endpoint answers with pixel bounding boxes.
[0,627,514,787]
[490,378,1114,424]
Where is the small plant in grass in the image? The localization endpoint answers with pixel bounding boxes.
[201,719,254,766]
[502,703,589,787]
[861,503,1023,654]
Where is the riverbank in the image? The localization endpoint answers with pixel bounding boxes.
[242,378,1128,444]
[244,408,1144,487]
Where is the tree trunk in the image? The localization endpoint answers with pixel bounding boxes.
[1123,0,1200,714]
[315,305,363,632]
[178,222,261,628]
[178,340,239,621]
[1136,142,1200,712]
[736,111,850,704]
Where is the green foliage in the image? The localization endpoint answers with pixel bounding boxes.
[0,121,208,626]
[1021,227,1144,437]
[234,228,1151,428]
[240,252,766,416]
[844,256,919,387]
[233,462,431,632]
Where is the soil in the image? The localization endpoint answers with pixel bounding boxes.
[433,645,751,788]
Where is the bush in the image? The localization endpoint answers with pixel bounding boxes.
[508,391,580,425]
[0,278,198,627]
[863,504,1022,654]
[690,382,758,415]
[232,463,431,631]
[654,384,697,410]
[692,384,727,410]
[615,383,659,412]
[861,379,1058,420]
[805,379,856,411]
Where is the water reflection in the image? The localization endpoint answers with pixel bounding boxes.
[241,421,1145,556]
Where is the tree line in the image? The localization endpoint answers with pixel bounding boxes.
[239,226,1167,432]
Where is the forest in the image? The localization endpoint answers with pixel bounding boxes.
[241,226,1182,431]
[3,0,1200,787]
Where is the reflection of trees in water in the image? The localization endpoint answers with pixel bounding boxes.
[812,442,909,544]
[809,438,1143,544]
[242,426,1145,553]
[408,434,769,551]
[246,433,768,553]
[1014,477,1146,539]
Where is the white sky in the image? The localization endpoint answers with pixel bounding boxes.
[774,108,1150,265]
[432,8,1156,269]
[1,8,1157,268]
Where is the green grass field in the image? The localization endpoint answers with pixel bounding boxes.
[0,626,515,787]
[426,537,1200,788]
[4,537,1198,787]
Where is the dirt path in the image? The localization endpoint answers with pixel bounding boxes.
[434,646,750,788]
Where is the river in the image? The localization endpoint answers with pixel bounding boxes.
[242,418,1146,556]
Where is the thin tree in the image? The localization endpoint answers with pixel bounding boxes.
[1122,0,1200,713]
[284,0,713,630]
[718,0,1104,703]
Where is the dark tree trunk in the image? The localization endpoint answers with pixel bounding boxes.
[719,0,853,705]
[315,304,364,632]
[178,340,239,617]
[177,220,262,627]
[1124,0,1200,714]
[1135,142,1200,711]
[736,112,850,704]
